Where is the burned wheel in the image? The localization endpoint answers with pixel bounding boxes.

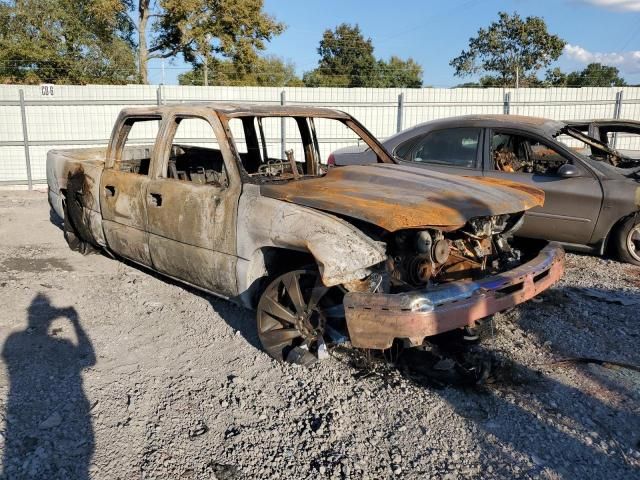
[256,269,345,364]
[615,216,640,266]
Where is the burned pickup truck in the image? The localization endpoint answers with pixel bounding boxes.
[47,103,564,364]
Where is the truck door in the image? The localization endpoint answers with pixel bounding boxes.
[144,113,241,297]
[100,114,161,266]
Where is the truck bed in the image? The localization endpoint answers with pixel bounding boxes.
[46,147,107,219]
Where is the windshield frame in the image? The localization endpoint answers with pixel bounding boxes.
[560,126,627,163]
[218,113,395,184]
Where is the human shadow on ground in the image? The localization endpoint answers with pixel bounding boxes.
[1,293,96,479]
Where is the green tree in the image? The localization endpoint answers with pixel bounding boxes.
[450,11,566,88]
[303,24,423,88]
[303,24,377,87]
[137,0,284,84]
[375,56,423,88]
[566,63,627,87]
[178,55,303,86]
[0,0,136,84]
[479,74,542,87]
[544,67,568,86]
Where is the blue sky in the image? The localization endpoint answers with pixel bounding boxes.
[147,0,640,86]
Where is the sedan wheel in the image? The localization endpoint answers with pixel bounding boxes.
[615,216,640,266]
[256,269,345,364]
[626,223,640,263]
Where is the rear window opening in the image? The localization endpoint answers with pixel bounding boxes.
[116,116,161,176]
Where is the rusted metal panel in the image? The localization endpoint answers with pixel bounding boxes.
[99,168,152,265]
[236,184,387,293]
[149,234,238,296]
[261,164,544,232]
[48,152,107,248]
[344,243,565,349]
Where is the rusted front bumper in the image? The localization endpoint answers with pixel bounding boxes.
[343,242,565,349]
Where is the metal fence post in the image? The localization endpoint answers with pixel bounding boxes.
[614,90,623,119]
[19,89,33,190]
[156,86,163,106]
[396,93,404,133]
[612,90,623,148]
[280,90,286,158]
[503,91,511,115]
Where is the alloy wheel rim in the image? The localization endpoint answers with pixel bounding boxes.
[627,224,640,262]
[257,269,343,362]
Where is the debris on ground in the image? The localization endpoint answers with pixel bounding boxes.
[0,191,639,479]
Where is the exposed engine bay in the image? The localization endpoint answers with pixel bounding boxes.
[383,214,524,291]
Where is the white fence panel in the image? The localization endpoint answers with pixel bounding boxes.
[1,85,639,186]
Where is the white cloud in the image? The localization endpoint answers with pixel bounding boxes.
[574,0,640,11]
[563,44,640,73]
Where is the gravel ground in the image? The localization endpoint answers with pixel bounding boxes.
[0,189,639,480]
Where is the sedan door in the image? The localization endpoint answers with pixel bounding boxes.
[483,128,603,245]
[393,127,484,177]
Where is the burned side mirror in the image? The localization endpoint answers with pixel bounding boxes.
[558,163,580,178]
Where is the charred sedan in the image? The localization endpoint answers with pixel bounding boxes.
[47,104,564,364]
[332,114,640,266]
[565,119,640,165]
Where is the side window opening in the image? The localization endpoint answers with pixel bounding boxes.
[603,127,640,152]
[398,128,481,168]
[116,117,161,175]
[165,117,228,188]
[227,115,383,181]
[227,116,321,180]
[492,132,570,176]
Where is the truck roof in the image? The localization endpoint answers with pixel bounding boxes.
[119,102,352,120]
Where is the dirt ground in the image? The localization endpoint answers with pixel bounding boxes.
[0,190,639,480]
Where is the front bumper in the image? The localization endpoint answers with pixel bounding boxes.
[343,242,565,349]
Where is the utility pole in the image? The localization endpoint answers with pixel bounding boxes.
[204,53,208,87]
[203,34,212,87]
[515,64,519,89]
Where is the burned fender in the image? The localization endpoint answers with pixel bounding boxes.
[236,185,387,294]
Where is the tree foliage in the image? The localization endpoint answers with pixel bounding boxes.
[0,0,136,84]
[178,55,303,86]
[303,24,377,87]
[546,63,627,87]
[450,11,565,87]
[303,24,423,88]
[137,0,284,84]
[375,57,423,88]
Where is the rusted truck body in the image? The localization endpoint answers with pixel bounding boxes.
[47,103,564,363]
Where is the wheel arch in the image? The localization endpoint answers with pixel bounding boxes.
[600,210,640,256]
[235,190,388,308]
[238,246,316,308]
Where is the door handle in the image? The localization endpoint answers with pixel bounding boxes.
[149,192,163,207]
[104,185,116,197]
